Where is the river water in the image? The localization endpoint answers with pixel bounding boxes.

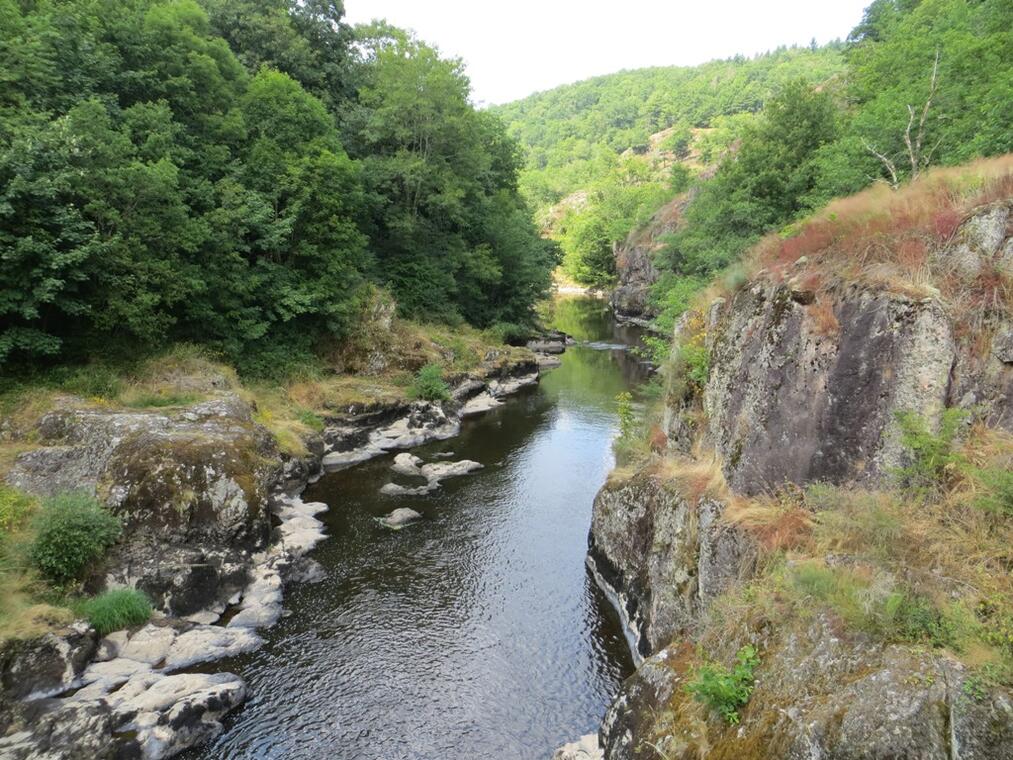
[188,297,649,760]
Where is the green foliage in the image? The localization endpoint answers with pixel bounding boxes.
[29,493,122,586]
[0,487,37,535]
[408,364,450,402]
[122,391,198,409]
[486,322,534,345]
[0,1,552,373]
[79,588,152,636]
[557,158,673,286]
[296,409,325,432]
[668,164,692,194]
[494,46,846,180]
[686,645,760,725]
[789,563,958,648]
[893,408,968,492]
[970,467,1013,518]
[615,392,636,439]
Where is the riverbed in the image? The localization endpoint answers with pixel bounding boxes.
[187,297,649,759]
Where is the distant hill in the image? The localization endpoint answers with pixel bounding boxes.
[491,45,847,170]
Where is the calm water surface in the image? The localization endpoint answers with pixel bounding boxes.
[188,297,649,760]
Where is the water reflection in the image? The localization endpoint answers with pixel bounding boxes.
[186,298,642,760]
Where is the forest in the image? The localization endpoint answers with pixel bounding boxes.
[494,0,1012,311]
[0,0,557,376]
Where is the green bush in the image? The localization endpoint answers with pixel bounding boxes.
[686,645,760,724]
[80,588,152,636]
[0,486,37,534]
[894,408,967,492]
[29,493,122,585]
[408,364,450,401]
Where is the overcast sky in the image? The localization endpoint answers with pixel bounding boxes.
[343,0,872,105]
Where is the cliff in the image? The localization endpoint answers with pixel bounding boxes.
[611,196,688,321]
[588,165,1013,759]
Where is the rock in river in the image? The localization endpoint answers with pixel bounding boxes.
[379,508,423,529]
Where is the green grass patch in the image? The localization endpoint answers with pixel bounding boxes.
[0,486,37,535]
[121,391,199,408]
[78,588,151,636]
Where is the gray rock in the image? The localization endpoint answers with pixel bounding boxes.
[588,472,752,660]
[994,327,1013,364]
[934,201,1010,277]
[602,616,1013,760]
[552,733,604,760]
[0,624,97,701]
[704,284,954,493]
[379,508,423,529]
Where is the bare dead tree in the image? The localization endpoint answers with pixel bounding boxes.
[864,49,941,190]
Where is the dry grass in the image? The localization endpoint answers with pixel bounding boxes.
[653,448,731,506]
[741,155,1013,347]
[710,423,1013,677]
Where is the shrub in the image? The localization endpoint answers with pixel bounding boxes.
[79,588,151,636]
[615,392,636,439]
[0,486,37,534]
[29,493,121,585]
[296,409,325,432]
[487,322,533,345]
[686,645,760,724]
[55,365,123,400]
[408,364,450,401]
[893,408,967,492]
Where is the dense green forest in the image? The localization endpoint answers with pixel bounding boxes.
[495,0,1012,311]
[0,0,556,375]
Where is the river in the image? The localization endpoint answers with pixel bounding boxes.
[187,297,649,760]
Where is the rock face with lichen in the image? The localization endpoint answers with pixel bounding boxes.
[588,471,751,660]
[602,616,1013,760]
[701,283,955,494]
[587,201,1013,759]
[7,394,282,617]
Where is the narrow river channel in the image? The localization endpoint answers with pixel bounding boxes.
[187,297,649,760]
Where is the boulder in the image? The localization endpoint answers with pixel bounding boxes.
[552,733,604,760]
[379,508,423,529]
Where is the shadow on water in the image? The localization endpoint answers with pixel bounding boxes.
[185,296,646,760]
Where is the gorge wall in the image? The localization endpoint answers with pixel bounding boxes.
[588,198,1013,759]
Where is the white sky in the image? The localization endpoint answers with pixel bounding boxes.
[343,0,872,105]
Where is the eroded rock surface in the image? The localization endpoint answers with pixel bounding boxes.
[703,283,955,493]
[601,617,1013,760]
[588,471,750,660]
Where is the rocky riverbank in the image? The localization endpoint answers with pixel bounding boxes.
[0,354,544,759]
[560,198,1013,759]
